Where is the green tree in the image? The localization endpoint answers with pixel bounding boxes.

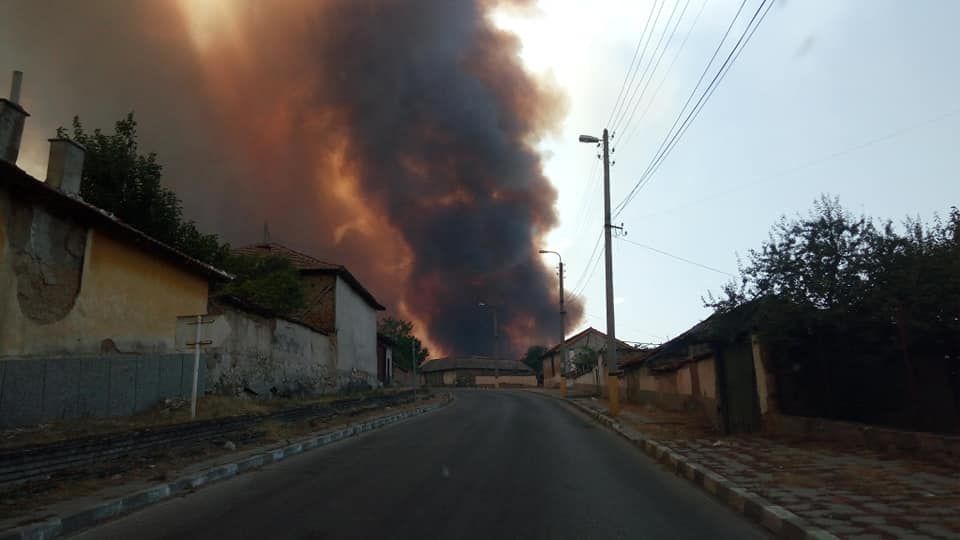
[521,345,548,375]
[378,317,429,371]
[215,254,305,313]
[60,113,229,266]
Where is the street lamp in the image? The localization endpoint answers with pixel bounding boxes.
[539,249,568,398]
[579,128,620,416]
[478,301,500,388]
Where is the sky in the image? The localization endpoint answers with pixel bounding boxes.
[3,0,960,351]
[497,0,960,344]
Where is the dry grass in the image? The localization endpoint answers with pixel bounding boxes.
[0,391,403,449]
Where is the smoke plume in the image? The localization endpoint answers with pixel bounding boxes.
[1,0,583,357]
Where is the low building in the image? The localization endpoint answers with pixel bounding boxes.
[234,242,385,387]
[0,87,231,426]
[621,301,775,434]
[419,356,536,387]
[541,327,634,391]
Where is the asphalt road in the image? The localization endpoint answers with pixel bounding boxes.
[74,390,767,540]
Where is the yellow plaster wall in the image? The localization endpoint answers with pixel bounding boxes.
[1,229,209,357]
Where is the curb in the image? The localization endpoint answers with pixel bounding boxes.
[1,395,452,540]
[536,392,837,540]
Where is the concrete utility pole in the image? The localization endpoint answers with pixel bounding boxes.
[478,302,500,388]
[579,129,620,416]
[539,250,567,398]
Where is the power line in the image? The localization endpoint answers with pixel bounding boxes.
[613,0,692,144]
[605,0,662,130]
[617,0,709,150]
[570,230,604,295]
[614,0,774,217]
[634,105,960,220]
[616,236,736,277]
[610,0,677,132]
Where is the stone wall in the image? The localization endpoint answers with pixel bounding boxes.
[0,353,203,427]
[194,303,337,398]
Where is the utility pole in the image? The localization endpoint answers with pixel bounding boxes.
[411,338,418,392]
[539,250,567,397]
[601,128,620,415]
[579,128,620,416]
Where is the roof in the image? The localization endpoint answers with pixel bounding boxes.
[211,295,329,335]
[419,356,534,374]
[541,327,634,357]
[0,159,232,281]
[627,300,766,372]
[235,242,384,310]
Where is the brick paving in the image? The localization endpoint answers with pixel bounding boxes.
[566,395,960,540]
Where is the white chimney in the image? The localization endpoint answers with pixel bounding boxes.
[0,70,29,164]
[46,138,85,197]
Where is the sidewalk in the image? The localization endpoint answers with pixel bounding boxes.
[539,389,960,539]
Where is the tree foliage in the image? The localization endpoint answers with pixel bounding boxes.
[216,254,305,313]
[377,317,429,371]
[521,345,548,375]
[62,113,306,312]
[61,114,227,265]
[704,196,960,429]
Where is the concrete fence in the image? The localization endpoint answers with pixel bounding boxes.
[0,354,205,428]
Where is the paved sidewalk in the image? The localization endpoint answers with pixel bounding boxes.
[563,393,960,540]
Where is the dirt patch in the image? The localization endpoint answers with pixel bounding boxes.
[0,394,444,522]
[0,390,410,449]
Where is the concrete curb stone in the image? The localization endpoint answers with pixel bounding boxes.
[534,391,838,540]
[0,395,452,540]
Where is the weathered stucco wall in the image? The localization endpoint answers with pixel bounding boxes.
[194,305,335,397]
[697,357,717,399]
[0,189,209,357]
[334,275,377,384]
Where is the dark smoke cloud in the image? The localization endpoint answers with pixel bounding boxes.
[1,0,583,357]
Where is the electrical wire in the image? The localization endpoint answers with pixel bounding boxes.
[610,0,670,135]
[612,0,691,142]
[614,0,774,217]
[616,236,736,277]
[616,0,709,150]
[605,0,662,130]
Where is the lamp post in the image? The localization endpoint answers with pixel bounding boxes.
[478,302,500,388]
[539,249,568,398]
[579,129,620,416]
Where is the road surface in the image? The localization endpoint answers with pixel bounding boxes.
[74,390,767,539]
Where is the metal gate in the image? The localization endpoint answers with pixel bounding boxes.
[717,340,761,433]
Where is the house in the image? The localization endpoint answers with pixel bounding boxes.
[234,242,385,387]
[620,301,775,434]
[541,327,635,391]
[0,84,231,426]
[418,356,536,387]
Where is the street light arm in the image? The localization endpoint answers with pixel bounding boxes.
[538,249,562,264]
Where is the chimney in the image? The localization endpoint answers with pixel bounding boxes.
[46,138,85,197]
[0,70,30,164]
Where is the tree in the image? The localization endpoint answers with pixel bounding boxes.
[60,113,229,266]
[521,345,548,376]
[63,113,306,312]
[215,254,305,313]
[378,317,429,371]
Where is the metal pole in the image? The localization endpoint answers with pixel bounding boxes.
[601,128,620,416]
[558,259,568,398]
[411,338,418,392]
[493,307,499,388]
[190,314,201,419]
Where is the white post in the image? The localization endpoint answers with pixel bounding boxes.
[190,314,201,419]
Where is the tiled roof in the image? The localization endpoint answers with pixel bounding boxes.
[234,242,385,310]
[419,356,534,374]
[234,242,340,271]
[0,159,232,281]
